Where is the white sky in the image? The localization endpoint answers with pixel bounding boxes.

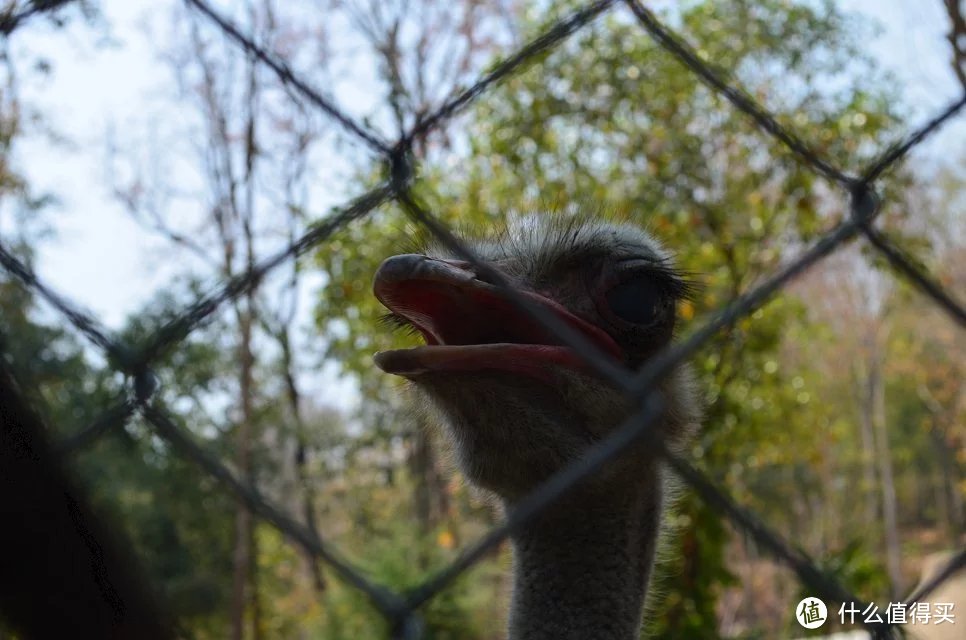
[9,2,172,328]
[1,0,964,410]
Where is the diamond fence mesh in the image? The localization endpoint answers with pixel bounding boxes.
[1,0,965,638]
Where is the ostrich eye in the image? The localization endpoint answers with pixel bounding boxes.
[605,276,664,325]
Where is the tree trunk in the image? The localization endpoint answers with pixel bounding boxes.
[230,300,256,640]
[854,361,880,529]
[866,340,903,598]
[920,382,965,540]
[409,415,456,558]
[249,510,263,640]
[279,330,326,592]
[929,423,965,538]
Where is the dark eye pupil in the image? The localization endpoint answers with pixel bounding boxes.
[606,278,662,324]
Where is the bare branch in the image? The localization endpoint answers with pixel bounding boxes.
[943,0,966,90]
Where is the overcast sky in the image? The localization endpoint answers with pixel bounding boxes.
[1,0,964,409]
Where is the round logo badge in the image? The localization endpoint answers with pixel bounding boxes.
[795,597,828,629]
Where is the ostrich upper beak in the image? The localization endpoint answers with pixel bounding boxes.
[372,253,622,380]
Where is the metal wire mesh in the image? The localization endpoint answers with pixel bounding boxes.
[1,0,965,638]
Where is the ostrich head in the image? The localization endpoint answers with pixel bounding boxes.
[374,215,698,498]
[373,214,699,639]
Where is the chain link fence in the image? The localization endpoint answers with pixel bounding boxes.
[1,0,965,638]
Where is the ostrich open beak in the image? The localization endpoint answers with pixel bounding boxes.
[372,253,622,380]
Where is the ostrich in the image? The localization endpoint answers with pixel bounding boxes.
[372,215,700,640]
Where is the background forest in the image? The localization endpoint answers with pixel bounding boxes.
[0,0,964,638]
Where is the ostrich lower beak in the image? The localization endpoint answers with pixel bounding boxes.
[372,253,622,380]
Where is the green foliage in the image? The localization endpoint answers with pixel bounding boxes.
[648,496,735,639]
[312,522,504,640]
[798,539,890,604]
[97,291,241,632]
[0,275,238,634]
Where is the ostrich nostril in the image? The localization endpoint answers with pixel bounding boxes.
[471,265,503,286]
[449,259,507,287]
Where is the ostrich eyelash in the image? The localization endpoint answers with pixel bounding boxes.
[665,268,702,302]
[379,313,422,337]
[622,258,702,303]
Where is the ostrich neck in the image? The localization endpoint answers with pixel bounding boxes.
[506,478,662,640]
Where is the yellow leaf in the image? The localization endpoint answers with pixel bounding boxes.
[679,300,694,320]
[437,530,455,549]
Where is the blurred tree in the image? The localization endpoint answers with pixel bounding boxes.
[112,2,334,635]
[0,23,237,633]
[107,0,520,636]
